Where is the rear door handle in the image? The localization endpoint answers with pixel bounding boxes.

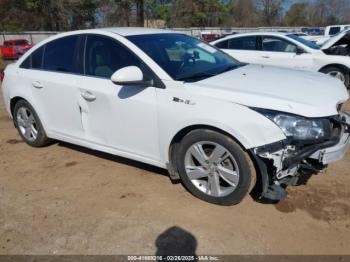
[32,81,44,89]
[262,55,270,59]
[81,90,96,102]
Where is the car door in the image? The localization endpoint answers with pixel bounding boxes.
[217,36,261,64]
[19,35,85,140]
[75,34,160,161]
[257,36,314,70]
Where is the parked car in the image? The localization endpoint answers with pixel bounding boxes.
[307,26,350,45]
[2,28,350,205]
[211,32,350,87]
[0,39,33,60]
[325,25,350,37]
[301,27,324,36]
[200,31,221,42]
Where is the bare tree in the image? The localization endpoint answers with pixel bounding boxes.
[257,0,283,26]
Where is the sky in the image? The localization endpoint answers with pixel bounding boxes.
[284,0,314,9]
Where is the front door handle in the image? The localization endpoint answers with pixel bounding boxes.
[81,90,96,102]
[32,81,44,89]
[262,55,270,59]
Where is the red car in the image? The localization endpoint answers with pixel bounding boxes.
[0,39,33,60]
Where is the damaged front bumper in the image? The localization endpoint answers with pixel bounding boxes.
[251,112,350,202]
[309,112,350,164]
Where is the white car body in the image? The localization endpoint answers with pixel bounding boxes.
[211,32,350,85]
[1,28,350,204]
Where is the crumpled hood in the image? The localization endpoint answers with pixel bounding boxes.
[187,64,349,118]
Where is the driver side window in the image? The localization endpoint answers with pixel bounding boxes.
[262,36,297,53]
[85,35,141,78]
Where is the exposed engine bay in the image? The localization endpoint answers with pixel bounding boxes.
[323,32,350,56]
[251,112,350,202]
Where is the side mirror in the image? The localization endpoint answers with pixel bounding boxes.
[111,66,152,86]
[296,48,305,55]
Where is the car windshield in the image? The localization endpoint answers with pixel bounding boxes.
[287,34,320,49]
[127,33,241,82]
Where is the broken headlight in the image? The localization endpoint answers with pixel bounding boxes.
[253,109,331,141]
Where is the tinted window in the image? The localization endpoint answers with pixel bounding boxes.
[43,35,82,74]
[128,34,240,82]
[20,46,44,69]
[14,40,29,46]
[329,27,341,36]
[228,36,257,50]
[85,35,141,78]
[215,40,229,49]
[20,56,31,69]
[32,46,44,69]
[262,36,297,53]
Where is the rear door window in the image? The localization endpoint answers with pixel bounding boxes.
[214,40,229,49]
[262,36,297,53]
[228,36,258,50]
[43,35,83,74]
[20,46,44,69]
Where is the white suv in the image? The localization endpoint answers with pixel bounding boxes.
[2,28,350,205]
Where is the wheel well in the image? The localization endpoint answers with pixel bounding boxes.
[319,64,350,74]
[167,125,247,181]
[10,96,25,117]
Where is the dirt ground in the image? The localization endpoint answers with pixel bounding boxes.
[0,86,349,255]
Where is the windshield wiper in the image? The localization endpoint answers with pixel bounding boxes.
[176,72,216,82]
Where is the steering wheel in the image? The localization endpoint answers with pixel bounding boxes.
[177,51,197,74]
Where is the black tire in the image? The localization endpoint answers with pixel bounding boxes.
[320,66,350,88]
[13,100,51,147]
[176,129,255,206]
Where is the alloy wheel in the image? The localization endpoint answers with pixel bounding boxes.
[16,106,38,142]
[184,141,240,197]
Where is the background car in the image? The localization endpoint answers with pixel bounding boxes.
[211,32,350,87]
[0,39,33,59]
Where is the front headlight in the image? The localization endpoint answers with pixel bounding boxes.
[253,109,331,141]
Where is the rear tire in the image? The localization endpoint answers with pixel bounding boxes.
[320,66,349,88]
[176,129,254,206]
[13,100,51,147]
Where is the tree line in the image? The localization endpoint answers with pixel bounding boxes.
[1,0,350,31]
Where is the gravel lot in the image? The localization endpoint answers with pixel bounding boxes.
[0,84,349,255]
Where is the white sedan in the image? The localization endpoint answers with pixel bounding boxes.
[211,31,350,87]
[2,28,350,205]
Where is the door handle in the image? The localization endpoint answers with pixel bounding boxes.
[81,90,96,102]
[262,55,270,59]
[32,81,44,89]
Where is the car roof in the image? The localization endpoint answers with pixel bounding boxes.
[212,31,290,42]
[326,24,350,28]
[94,27,177,36]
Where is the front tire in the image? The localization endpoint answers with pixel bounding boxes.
[176,129,254,206]
[320,66,349,88]
[13,100,51,147]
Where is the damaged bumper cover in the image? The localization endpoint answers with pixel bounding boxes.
[309,112,350,164]
[251,112,350,201]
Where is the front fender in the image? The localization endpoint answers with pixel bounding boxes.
[157,88,286,163]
